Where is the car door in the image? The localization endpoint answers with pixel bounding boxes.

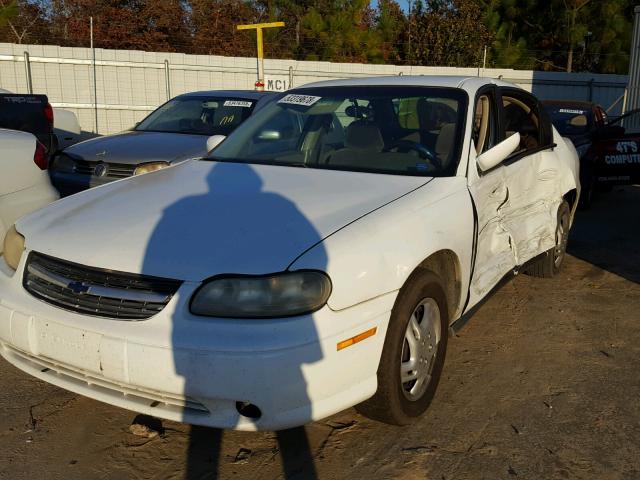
[467,86,517,305]
[498,89,559,267]
[598,109,640,184]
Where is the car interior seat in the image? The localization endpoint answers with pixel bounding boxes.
[434,123,456,170]
[326,121,385,167]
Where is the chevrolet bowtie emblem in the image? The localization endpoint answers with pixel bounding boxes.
[67,281,90,294]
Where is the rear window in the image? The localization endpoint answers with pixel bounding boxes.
[543,104,593,136]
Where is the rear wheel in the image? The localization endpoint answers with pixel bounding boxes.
[356,270,448,425]
[525,200,571,278]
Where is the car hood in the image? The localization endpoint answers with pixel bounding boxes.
[19,161,430,281]
[64,131,208,164]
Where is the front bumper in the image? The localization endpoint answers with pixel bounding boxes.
[48,170,118,197]
[0,255,394,431]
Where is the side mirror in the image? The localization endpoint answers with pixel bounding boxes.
[476,133,521,172]
[206,134,226,153]
[257,130,281,141]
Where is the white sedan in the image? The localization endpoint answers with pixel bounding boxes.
[0,76,579,431]
[0,129,58,253]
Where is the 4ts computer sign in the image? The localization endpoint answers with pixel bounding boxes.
[605,141,640,165]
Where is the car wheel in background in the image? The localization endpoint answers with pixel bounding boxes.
[525,200,571,278]
[356,270,449,425]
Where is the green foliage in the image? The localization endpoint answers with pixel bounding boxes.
[407,0,493,67]
[0,1,18,28]
[482,0,634,73]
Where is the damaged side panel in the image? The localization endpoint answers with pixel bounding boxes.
[467,133,579,311]
[468,166,516,306]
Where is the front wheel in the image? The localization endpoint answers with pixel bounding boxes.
[356,270,449,425]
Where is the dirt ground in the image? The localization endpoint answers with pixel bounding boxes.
[1,186,639,480]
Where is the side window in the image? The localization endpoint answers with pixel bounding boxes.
[502,94,541,152]
[473,94,496,154]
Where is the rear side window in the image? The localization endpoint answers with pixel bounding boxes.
[501,91,553,154]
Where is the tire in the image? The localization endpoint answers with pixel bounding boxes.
[525,200,571,278]
[356,270,449,425]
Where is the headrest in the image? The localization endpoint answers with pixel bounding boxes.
[569,115,587,127]
[345,122,384,151]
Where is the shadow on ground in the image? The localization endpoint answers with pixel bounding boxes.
[568,185,640,283]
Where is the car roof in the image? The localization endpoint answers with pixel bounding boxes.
[294,75,521,91]
[175,90,275,100]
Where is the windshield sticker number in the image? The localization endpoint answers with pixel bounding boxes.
[559,108,586,114]
[278,94,322,107]
[224,100,253,108]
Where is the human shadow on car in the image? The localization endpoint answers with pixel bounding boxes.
[142,162,325,479]
[568,185,640,283]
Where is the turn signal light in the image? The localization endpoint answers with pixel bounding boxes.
[337,327,377,351]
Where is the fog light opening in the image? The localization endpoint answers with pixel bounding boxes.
[236,401,262,420]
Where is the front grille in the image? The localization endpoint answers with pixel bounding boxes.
[23,252,182,320]
[73,160,136,179]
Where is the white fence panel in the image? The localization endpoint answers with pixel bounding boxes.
[0,42,629,135]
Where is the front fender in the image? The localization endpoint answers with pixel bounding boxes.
[289,177,475,317]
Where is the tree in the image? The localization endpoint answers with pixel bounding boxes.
[408,0,493,67]
[191,0,260,56]
[564,0,591,72]
[295,0,380,63]
[375,0,406,63]
[0,0,48,44]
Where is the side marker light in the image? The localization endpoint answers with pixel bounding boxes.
[337,327,377,351]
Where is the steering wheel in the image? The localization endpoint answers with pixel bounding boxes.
[388,140,441,169]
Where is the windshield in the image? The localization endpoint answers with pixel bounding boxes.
[544,104,593,136]
[136,96,256,136]
[207,86,468,176]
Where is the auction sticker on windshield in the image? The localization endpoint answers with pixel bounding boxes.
[278,94,322,107]
[224,100,254,108]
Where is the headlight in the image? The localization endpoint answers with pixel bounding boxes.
[50,153,75,173]
[3,225,25,271]
[134,162,169,175]
[190,271,332,318]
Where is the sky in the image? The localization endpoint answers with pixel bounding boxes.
[371,0,411,12]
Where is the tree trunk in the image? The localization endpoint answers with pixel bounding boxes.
[567,6,577,72]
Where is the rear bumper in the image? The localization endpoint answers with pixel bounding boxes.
[0,256,394,431]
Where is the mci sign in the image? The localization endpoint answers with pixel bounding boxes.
[265,75,291,92]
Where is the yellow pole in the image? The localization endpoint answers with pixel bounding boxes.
[237,22,285,91]
[256,28,264,88]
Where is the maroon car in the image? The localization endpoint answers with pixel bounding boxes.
[591,108,640,188]
[543,100,608,206]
